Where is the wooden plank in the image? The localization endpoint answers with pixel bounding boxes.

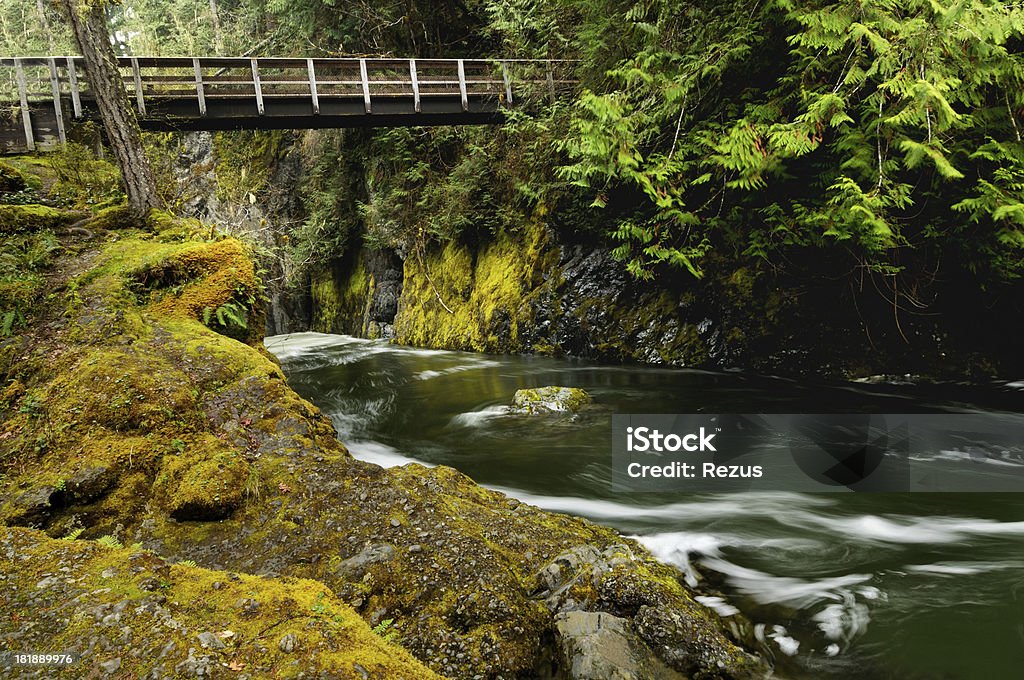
[251,58,264,114]
[501,62,513,106]
[193,58,207,116]
[47,57,66,144]
[409,59,421,113]
[457,59,469,111]
[307,58,319,114]
[131,57,146,115]
[359,58,371,113]
[14,58,34,151]
[66,56,82,118]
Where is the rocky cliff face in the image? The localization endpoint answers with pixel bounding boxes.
[166,131,312,337]
[310,215,1024,379]
[0,205,769,679]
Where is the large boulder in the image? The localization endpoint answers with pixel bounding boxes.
[555,610,688,680]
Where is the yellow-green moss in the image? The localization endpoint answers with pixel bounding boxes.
[311,252,383,335]
[212,130,285,204]
[0,223,275,528]
[0,160,28,193]
[153,434,250,520]
[0,204,70,234]
[393,219,553,352]
[0,526,441,679]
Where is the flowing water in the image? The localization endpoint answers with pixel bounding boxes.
[265,332,1024,680]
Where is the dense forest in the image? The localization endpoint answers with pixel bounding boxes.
[4,0,1024,373]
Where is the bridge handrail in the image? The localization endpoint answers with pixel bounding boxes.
[0,55,578,151]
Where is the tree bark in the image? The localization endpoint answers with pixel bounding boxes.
[58,0,160,215]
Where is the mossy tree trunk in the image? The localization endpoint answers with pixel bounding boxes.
[58,0,160,215]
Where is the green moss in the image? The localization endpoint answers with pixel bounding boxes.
[0,226,275,528]
[311,252,374,334]
[0,160,28,193]
[153,434,250,520]
[212,130,285,205]
[0,204,70,234]
[511,386,592,413]
[393,219,553,352]
[127,237,265,344]
[81,204,135,231]
[0,526,441,679]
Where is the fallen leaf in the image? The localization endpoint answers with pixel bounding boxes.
[217,630,235,639]
[278,483,292,494]
[227,659,245,671]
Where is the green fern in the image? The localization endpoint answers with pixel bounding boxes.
[61,527,85,541]
[96,535,123,549]
[372,618,400,644]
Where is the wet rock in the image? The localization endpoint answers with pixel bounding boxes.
[67,465,116,503]
[335,543,396,579]
[278,632,297,653]
[511,386,592,414]
[554,610,686,680]
[10,486,56,524]
[633,605,768,679]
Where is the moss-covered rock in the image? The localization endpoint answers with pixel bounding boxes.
[0,204,71,234]
[392,218,556,353]
[0,160,28,193]
[0,208,768,680]
[512,386,592,414]
[0,526,440,679]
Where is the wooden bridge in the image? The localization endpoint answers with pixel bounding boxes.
[0,56,575,152]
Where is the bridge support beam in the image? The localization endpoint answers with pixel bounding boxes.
[307,59,319,114]
[14,58,35,151]
[66,56,82,118]
[47,58,67,144]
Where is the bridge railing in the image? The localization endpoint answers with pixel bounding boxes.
[0,56,577,149]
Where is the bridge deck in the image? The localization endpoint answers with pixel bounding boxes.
[0,56,575,152]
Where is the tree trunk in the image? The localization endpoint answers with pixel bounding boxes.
[58,0,160,215]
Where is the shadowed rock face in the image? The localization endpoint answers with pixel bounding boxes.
[0,209,769,680]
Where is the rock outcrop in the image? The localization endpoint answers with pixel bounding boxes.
[0,526,439,679]
[0,206,768,679]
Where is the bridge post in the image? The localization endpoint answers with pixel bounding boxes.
[47,58,67,144]
[457,59,468,112]
[13,58,35,151]
[359,59,371,114]
[306,58,319,115]
[193,58,207,116]
[546,60,556,103]
[409,59,421,113]
[501,62,513,106]
[66,57,82,118]
[251,59,264,115]
[130,57,146,115]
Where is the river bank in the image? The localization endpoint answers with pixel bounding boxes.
[0,198,768,678]
[267,331,1024,680]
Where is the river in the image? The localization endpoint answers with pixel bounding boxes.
[265,332,1024,680]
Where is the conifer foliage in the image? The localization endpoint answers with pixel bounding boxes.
[559,0,1024,282]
